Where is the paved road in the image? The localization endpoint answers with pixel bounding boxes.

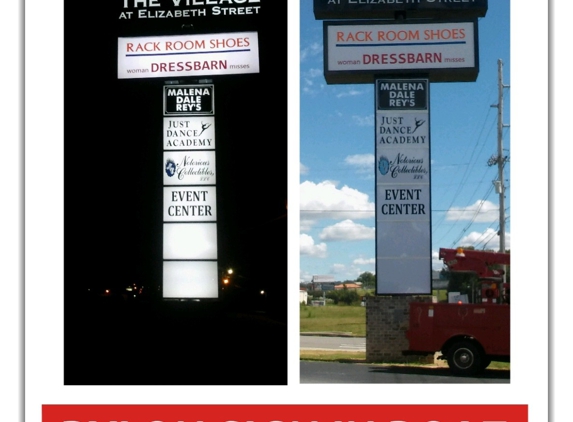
[300,335,366,351]
[300,361,510,383]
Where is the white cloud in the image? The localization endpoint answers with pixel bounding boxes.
[300,233,328,258]
[300,180,375,223]
[300,162,309,175]
[344,153,374,175]
[353,257,375,266]
[307,68,323,78]
[432,229,511,270]
[331,263,346,274]
[446,200,499,223]
[300,218,315,233]
[458,228,511,251]
[319,219,375,241]
[329,262,374,281]
[300,270,313,283]
[351,114,374,127]
[432,250,443,270]
[301,67,325,95]
[336,88,364,98]
[300,43,322,62]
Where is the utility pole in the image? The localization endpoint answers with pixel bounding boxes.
[489,59,510,288]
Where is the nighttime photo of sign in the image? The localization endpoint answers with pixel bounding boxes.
[63,0,288,386]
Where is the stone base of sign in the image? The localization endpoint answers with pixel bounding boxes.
[366,295,434,364]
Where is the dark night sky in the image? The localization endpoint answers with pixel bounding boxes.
[64,0,287,385]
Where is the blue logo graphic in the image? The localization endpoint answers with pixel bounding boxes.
[378,156,390,175]
[165,159,176,177]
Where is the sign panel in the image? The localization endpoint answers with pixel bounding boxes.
[378,111,429,144]
[376,184,430,222]
[376,256,433,294]
[163,223,218,260]
[314,0,488,20]
[164,150,216,185]
[164,186,217,222]
[324,20,478,84]
[118,32,260,79]
[164,116,215,149]
[163,261,219,299]
[164,85,215,116]
[377,80,428,110]
[376,78,431,295]
[377,149,430,184]
[42,404,529,422]
[163,83,218,299]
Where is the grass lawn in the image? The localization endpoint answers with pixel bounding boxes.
[300,349,366,362]
[300,304,366,336]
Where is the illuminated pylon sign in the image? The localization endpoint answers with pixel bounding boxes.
[375,78,432,295]
[162,84,219,299]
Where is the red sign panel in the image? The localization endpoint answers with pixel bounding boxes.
[43,404,527,422]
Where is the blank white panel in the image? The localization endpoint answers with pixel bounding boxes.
[376,256,432,294]
[163,260,218,298]
[163,223,217,259]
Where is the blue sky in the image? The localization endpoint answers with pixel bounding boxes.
[299,1,511,282]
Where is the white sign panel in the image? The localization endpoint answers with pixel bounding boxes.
[164,186,217,222]
[377,111,430,184]
[376,184,431,222]
[376,78,431,295]
[376,256,433,294]
[163,223,218,260]
[377,149,430,184]
[164,117,215,150]
[377,113,429,145]
[377,221,431,258]
[164,150,216,185]
[163,261,219,299]
[162,83,218,299]
[326,21,476,72]
[118,32,260,79]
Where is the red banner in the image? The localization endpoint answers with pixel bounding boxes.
[43,404,527,422]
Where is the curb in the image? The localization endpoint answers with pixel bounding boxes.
[301,332,363,338]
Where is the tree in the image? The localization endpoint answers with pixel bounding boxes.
[356,271,375,289]
[326,287,360,305]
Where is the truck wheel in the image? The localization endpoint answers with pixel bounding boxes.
[447,341,483,376]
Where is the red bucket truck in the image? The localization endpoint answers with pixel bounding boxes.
[405,247,510,375]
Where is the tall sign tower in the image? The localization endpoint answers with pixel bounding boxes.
[313,0,487,294]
